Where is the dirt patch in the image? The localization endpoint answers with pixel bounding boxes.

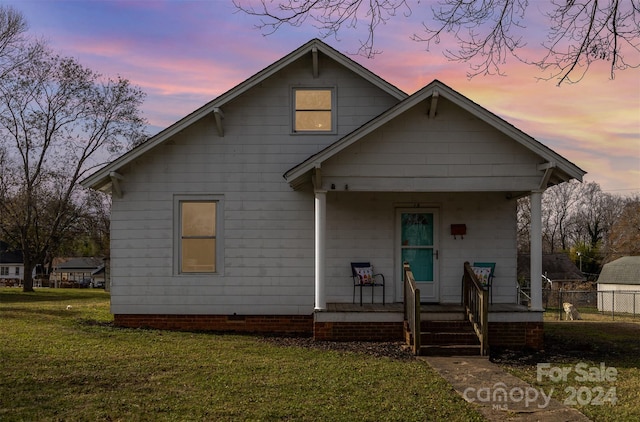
[263,322,640,367]
[492,321,640,368]
[261,336,416,361]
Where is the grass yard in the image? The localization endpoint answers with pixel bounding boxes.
[496,310,640,422]
[0,288,483,421]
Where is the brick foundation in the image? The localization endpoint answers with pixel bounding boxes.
[113,314,313,336]
[112,314,543,350]
[313,321,404,342]
[489,321,544,350]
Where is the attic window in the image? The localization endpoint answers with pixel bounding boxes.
[293,88,334,132]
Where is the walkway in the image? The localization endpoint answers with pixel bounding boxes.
[423,356,591,422]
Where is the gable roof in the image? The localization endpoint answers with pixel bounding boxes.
[597,256,640,285]
[0,241,23,264]
[0,250,23,265]
[54,257,103,272]
[518,253,585,282]
[284,79,586,190]
[81,39,407,192]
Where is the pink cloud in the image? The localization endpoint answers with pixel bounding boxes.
[12,0,636,193]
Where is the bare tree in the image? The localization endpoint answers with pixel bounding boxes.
[605,197,640,262]
[0,6,41,80]
[572,182,623,249]
[537,0,640,84]
[412,0,529,79]
[235,0,640,84]
[0,40,146,292]
[517,180,633,276]
[516,195,531,253]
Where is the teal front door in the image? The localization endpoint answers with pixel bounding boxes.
[397,209,439,302]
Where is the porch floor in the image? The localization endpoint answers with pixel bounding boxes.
[325,302,529,313]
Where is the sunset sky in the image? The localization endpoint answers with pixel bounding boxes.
[6,0,640,194]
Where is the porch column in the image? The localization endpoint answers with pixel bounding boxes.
[530,189,544,311]
[315,190,327,311]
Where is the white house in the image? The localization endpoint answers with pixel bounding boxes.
[597,256,640,314]
[0,244,24,286]
[82,39,585,352]
[51,257,105,288]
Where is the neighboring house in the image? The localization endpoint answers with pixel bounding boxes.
[51,257,105,288]
[0,242,24,285]
[597,256,640,314]
[82,39,585,351]
[518,253,586,289]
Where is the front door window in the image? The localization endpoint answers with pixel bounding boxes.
[401,213,434,282]
[398,209,439,302]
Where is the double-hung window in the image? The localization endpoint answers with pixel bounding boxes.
[293,88,334,132]
[0,267,8,276]
[179,200,218,273]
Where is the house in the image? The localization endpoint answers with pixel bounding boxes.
[0,242,24,286]
[82,39,585,352]
[597,256,640,314]
[518,253,589,308]
[51,257,105,288]
[518,253,586,289]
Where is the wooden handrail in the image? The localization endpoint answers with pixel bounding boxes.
[462,262,489,356]
[403,262,421,355]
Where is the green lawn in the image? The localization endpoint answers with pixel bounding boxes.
[498,311,640,422]
[0,289,483,421]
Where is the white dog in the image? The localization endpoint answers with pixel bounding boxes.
[563,302,582,320]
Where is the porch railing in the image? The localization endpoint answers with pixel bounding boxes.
[462,262,489,356]
[403,262,421,355]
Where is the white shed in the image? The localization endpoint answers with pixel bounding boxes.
[597,256,640,314]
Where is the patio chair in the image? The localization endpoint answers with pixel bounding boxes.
[351,262,385,306]
[472,262,496,304]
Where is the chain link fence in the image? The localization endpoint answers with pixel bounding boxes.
[541,289,640,321]
[597,290,640,319]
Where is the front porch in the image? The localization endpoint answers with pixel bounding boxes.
[314,302,544,355]
[315,262,544,355]
[324,302,530,314]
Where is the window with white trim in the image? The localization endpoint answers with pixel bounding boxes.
[293,88,334,132]
[0,266,8,276]
[179,200,218,273]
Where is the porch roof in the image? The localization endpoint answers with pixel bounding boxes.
[283,80,586,193]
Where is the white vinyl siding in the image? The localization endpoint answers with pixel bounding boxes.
[107,55,400,315]
[323,192,517,305]
[320,97,544,192]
